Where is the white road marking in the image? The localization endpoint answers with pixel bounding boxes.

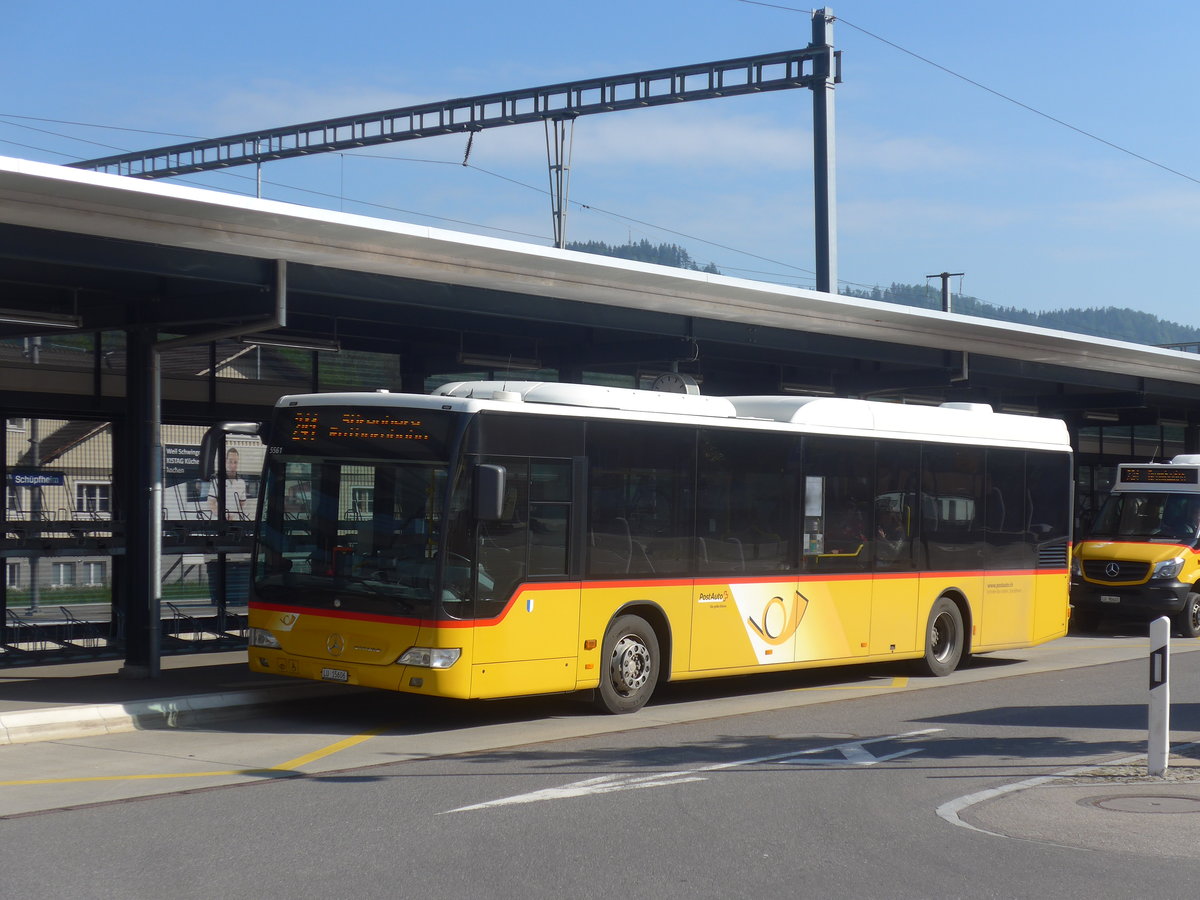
[445,728,942,813]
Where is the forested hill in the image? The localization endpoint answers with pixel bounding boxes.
[567,239,720,274]
[566,240,1199,347]
[841,282,1200,347]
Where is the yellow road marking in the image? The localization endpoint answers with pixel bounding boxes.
[0,724,392,788]
[272,724,391,770]
[0,769,260,787]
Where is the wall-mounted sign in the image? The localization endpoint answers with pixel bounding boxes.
[8,470,66,487]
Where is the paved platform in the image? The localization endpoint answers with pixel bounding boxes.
[0,651,347,745]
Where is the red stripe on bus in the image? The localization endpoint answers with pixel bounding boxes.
[252,566,1064,630]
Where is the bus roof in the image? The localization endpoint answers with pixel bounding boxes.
[276,381,1071,452]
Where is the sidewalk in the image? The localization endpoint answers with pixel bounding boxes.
[0,650,347,745]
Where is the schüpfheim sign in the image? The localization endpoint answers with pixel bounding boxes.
[7,470,66,487]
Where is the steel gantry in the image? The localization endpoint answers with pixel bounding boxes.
[70,9,841,289]
[70,48,828,179]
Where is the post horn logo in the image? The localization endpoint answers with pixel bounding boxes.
[746,591,809,645]
[326,633,345,656]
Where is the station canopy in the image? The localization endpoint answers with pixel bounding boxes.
[3,154,1200,420]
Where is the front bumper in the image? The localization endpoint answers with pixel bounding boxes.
[1070,578,1191,617]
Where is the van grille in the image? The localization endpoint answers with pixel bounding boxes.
[1082,560,1150,582]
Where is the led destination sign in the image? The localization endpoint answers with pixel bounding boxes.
[1119,466,1199,485]
[290,412,432,443]
[278,408,453,460]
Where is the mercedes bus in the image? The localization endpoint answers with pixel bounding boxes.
[240,381,1072,713]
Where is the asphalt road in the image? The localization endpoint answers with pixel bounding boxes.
[2,638,1200,899]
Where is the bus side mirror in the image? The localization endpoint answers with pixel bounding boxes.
[475,464,507,521]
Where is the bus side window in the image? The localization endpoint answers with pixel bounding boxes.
[803,437,873,573]
[874,442,920,571]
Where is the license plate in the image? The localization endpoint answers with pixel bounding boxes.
[1100,595,1121,605]
[320,667,350,682]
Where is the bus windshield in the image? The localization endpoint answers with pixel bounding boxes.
[251,406,466,619]
[254,457,456,617]
[1088,492,1200,543]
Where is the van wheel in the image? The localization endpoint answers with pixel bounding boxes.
[916,597,964,677]
[1173,593,1200,639]
[594,614,659,714]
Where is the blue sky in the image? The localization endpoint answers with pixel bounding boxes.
[5,1,1200,324]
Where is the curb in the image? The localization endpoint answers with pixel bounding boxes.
[0,684,347,746]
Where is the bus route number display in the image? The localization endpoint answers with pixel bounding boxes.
[1119,466,1199,485]
[281,408,451,459]
[289,411,431,443]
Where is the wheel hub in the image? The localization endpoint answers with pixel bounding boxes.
[611,635,651,694]
[931,612,955,661]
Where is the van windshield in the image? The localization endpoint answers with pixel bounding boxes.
[1088,492,1200,543]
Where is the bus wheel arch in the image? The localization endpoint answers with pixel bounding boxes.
[593,604,669,714]
[916,593,967,677]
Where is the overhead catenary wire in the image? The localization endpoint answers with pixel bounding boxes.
[737,0,1200,187]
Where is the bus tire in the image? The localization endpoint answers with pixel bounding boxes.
[594,614,660,714]
[1173,592,1200,639]
[916,597,964,677]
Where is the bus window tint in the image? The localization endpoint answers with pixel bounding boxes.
[803,437,874,573]
[921,445,986,569]
[985,449,1032,569]
[528,460,571,575]
[874,442,920,571]
[586,421,695,577]
[697,428,797,573]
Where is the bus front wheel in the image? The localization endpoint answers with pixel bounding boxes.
[917,597,964,677]
[1174,593,1200,639]
[594,614,660,714]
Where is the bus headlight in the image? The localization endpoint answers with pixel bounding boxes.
[398,647,462,669]
[1070,556,1082,577]
[249,628,281,649]
[1152,557,1185,580]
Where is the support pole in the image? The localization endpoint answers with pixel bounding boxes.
[810,7,838,294]
[120,328,161,678]
[545,117,574,249]
[1148,615,1170,776]
[927,271,964,313]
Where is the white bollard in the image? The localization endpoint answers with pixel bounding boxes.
[1148,615,1171,777]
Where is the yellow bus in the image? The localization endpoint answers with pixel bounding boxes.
[244,381,1072,713]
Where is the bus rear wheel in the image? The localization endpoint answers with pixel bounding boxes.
[917,597,964,677]
[1174,593,1200,639]
[594,614,659,714]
